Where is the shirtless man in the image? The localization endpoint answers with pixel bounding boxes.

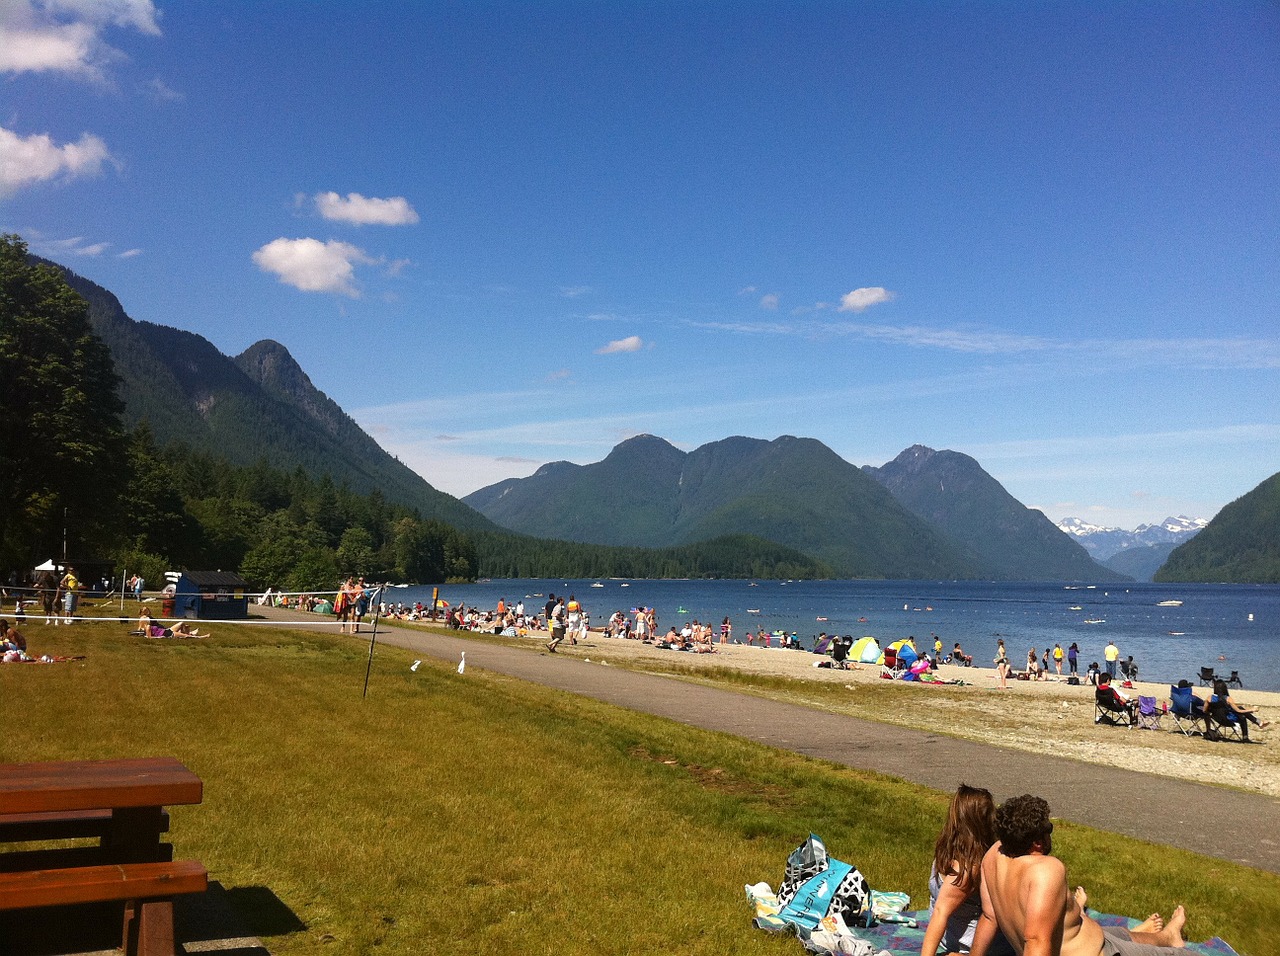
[971,794,1187,956]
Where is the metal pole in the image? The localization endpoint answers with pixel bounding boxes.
[362,584,386,698]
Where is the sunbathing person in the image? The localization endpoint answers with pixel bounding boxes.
[971,794,1187,956]
[171,621,208,638]
[921,784,1013,956]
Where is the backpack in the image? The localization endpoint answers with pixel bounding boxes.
[776,834,873,931]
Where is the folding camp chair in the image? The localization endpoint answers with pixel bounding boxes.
[1168,684,1205,737]
[1204,698,1246,742]
[882,646,898,677]
[1135,696,1163,731]
[1094,686,1134,728]
[813,634,834,656]
[1227,671,1243,688]
[1198,666,1217,686]
[831,637,852,669]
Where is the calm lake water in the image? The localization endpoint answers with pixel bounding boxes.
[386,579,1280,692]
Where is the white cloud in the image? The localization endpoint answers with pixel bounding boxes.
[560,285,592,298]
[595,335,645,354]
[117,247,142,258]
[759,293,779,310]
[314,191,419,226]
[0,125,113,196]
[839,286,894,312]
[144,76,182,101]
[252,237,374,297]
[0,0,161,80]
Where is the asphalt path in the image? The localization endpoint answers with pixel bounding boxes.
[260,608,1280,874]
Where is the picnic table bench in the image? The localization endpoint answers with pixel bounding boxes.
[0,757,207,956]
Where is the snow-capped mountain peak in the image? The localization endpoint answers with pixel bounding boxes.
[1056,515,1207,560]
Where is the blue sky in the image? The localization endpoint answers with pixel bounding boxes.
[4,0,1277,530]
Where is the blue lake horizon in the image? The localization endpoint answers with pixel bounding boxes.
[381,578,1280,693]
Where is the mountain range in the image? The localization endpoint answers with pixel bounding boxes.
[1155,471,1280,584]
[862,445,1119,581]
[465,436,1124,581]
[38,255,1275,584]
[44,259,495,533]
[1056,515,1208,582]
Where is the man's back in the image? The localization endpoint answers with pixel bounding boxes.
[980,843,1103,956]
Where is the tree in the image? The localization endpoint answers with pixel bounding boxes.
[0,235,127,568]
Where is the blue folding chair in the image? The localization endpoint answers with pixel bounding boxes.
[1169,684,1205,737]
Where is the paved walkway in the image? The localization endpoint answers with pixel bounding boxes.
[262,608,1280,874]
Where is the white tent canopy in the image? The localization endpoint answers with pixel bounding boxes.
[33,559,58,572]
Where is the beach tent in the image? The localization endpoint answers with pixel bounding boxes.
[878,638,917,667]
[850,636,880,663]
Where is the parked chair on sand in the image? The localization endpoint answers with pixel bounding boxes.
[1135,696,1163,731]
[1169,683,1206,737]
[1227,670,1244,688]
[1198,666,1217,686]
[1094,680,1136,728]
[1203,696,1247,742]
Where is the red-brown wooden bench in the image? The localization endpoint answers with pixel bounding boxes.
[0,860,208,956]
[0,758,206,956]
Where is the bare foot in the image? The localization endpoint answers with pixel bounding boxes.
[1074,886,1088,911]
[1162,905,1187,947]
[1133,913,1164,933]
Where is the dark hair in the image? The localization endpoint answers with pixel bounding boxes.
[995,794,1052,857]
[933,784,997,891]
[1097,672,1111,685]
[1213,679,1228,696]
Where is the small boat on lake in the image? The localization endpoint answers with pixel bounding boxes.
[1156,600,1183,607]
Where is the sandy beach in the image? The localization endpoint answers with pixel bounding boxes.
[497,626,1280,798]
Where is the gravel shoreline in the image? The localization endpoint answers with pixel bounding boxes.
[509,626,1280,798]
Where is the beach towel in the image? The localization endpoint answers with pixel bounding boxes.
[748,897,1241,956]
[847,910,1240,956]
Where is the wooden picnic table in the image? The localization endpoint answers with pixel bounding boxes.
[0,757,208,956]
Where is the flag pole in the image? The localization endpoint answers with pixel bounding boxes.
[362,584,386,698]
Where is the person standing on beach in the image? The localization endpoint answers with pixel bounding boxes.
[994,639,1006,663]
[1104,640,1120,679]
[543,594,556,632]
[1067,642,1079,676]
[1052,644,1064,676]
[546,596,566,652]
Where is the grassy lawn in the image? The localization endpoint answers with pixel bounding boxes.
[3,613,1277,956]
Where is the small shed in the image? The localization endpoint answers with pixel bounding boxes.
[165,570,250,620]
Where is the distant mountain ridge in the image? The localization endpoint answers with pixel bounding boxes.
[863,445,1122,582]
[1057,515,1208,561]
[40,258,496,532]
[466,434,985,579]
[466,435,1125,581]
[1155,472,1280,583]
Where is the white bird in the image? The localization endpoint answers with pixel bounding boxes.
[457,652,466,675]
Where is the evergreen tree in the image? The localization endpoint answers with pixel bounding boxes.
[0,235,127,568]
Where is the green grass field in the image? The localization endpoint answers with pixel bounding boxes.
[2,613,1277,955]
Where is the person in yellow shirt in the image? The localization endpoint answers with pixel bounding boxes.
[58,567,80,625]
[1104,640,1120,679]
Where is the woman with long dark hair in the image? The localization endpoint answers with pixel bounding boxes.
[921,784,1012,956]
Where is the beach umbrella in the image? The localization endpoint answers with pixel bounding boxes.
[878,637,916,667]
